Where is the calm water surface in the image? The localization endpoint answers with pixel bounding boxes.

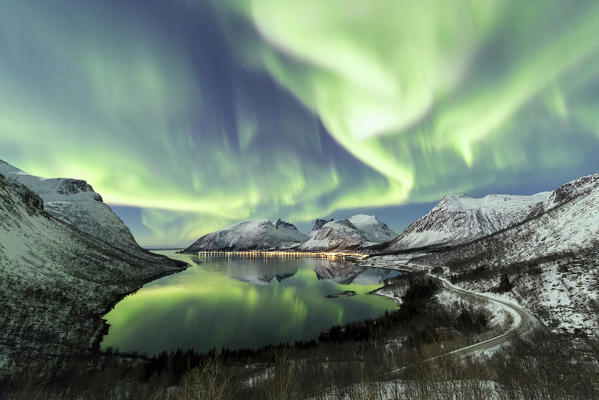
[101,251,399,355]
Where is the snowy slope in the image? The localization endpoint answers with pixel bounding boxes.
[0,170,185,375]
[386,192,551,250]
[414,173,599,335]
[0,160,140,252]
[348,214,398,243]
[182,219,308,252]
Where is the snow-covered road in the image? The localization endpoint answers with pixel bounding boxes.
[432,275,536,358]
[383,273,538,379]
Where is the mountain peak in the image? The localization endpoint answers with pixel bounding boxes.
[348,214,379,224]
[348,214,397,243]
[275,218,296,230]
[301,215,397,251]
[312,218,334,232]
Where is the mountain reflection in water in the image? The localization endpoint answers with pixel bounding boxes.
[101,251,398,356]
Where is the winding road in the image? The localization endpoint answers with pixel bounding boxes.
[432,275,536,358]
[382,272,538,378]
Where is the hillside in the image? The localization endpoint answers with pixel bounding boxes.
[410,174,599,335]
[0,160,141,253]
[0,171,185,375]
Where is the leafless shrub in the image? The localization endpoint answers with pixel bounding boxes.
[157,357,237,400]
[260,350,302,400]
[492,332,599,400]
[402,356,493,400]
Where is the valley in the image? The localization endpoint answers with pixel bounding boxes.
[1,160,598,399]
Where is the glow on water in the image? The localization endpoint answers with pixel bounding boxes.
[101,250,399,356]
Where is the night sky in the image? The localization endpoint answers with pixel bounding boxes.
[2,1,599,246]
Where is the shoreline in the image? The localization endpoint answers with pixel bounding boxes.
[180,249,369,261]
[93,251,404,359]
[91,255,190,354]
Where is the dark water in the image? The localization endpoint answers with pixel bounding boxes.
[101,251,399,356]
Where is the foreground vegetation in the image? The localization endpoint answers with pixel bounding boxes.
[2,277,598,399]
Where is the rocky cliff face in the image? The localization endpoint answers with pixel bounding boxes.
[546,173,599,208]
[182,219,308,252]
[0,168,185,376]
[312,218,334,232]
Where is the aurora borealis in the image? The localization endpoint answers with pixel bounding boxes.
[2,1,599,246]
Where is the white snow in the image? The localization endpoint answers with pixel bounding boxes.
[300,215,395,251]
[442,193,551,213]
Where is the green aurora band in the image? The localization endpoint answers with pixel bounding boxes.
[1,1,599,245]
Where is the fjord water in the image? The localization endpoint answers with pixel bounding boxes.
[101,251,398,356]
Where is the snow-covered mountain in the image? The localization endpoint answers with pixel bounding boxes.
[300,219,368,251]
[348,214,397,243]
[0,169,185,375]
[182,219,308,252]
[386,192,551,251]
[417,173,599,265]
[300,215,397,251]
[0,160,140,252]
[413,173,599,335]
[300,219,371,251]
